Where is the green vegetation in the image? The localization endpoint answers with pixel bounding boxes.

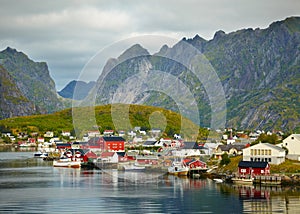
[0,104,208,140]
[220,153,231,166]
[270,159,300,174]
[216,156,242,174]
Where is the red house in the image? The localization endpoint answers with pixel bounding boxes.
[183,158,207,170]
[238,161,270,178]
[99,136,125,152]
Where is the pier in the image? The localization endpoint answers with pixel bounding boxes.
[253,175,282,185]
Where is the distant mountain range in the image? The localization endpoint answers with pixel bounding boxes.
[0,17,299,132]
[58,80,95,100]
[89,16,300,132]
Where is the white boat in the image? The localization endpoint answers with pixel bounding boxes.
[213,178,224,183]
[33,151,48,158]
[168,161,189,176]
[231,177,254,185]
[53,158,81,168]
[123,163,145,171]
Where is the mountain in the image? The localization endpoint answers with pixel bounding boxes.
[0,47,64,114]
[89,17,300,132]
[0,65,37,119]
[58,80,96,100]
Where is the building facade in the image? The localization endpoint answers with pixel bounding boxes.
[243,143,285,165]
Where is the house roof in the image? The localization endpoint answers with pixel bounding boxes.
[218,144,245,151]
[238,161,269,168]
[101,152,116,157]
[143,140,157,146]
[247,142,285,152]
[102,136,125,142]
[183,142,206,149]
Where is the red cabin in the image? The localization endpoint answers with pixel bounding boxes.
[238,161,270,178]
[184,158,207,170]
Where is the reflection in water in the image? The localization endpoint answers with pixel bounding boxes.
[217,183,300,213]
[0,152,300,213]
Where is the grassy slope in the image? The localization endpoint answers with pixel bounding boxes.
[0,104,206,140]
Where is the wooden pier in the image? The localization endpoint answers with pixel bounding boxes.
[253,175,282,185]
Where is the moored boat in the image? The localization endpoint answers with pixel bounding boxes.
[34,151,48,158]
[213,178,224,183]
[168,160,189,176]
[231,177,254,185]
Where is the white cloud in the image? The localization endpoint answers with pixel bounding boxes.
[0,0,299,90]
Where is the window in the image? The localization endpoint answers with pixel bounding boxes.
[261,170,264,173]
[261,150,264,155]
[250,149,253,155]
[258,150,260,155]
[241,169,246,173]
[254,149,257,155]
[268,150,271,155]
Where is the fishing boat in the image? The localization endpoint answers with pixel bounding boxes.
[168,160,189,176]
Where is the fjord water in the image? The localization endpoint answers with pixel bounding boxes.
[1,152,300,213]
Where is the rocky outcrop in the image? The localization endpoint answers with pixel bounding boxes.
[0,47,64,114]
[0,65,36,119]
[90,17,300,132]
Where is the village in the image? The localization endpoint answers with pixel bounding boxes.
[1,127,300,185]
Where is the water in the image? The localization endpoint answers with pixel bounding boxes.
[1,152,300,213]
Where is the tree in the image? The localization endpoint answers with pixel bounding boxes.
[220,153,231,166]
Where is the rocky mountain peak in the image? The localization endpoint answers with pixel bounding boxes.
[118,44,150,62]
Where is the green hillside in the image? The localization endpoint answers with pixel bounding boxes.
[0,104,208,140]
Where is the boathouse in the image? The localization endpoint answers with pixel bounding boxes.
[237,161,270,178]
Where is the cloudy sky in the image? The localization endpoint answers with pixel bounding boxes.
[0,0,299,90]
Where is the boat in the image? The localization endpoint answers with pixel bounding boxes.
[231,177,254,185]
[53,158,81,168]
[123,163,145,171]
[168,160,189,176]
[213,178,224,183]
[33,151,48,158]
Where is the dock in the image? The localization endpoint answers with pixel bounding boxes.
[253,175,282,185]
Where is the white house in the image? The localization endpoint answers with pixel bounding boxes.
[242,143,285,165]
[44,131,54,138]
[61,131,71,137]
[173,142,206,157]
[281,134,300,160]
[100,152,119,163]
[203,143,222,156]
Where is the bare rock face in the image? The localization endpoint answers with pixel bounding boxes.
[0,47,65,115]
[91,17,300,131]
[0,65,36,119]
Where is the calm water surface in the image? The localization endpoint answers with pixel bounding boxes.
[1,151,300,213]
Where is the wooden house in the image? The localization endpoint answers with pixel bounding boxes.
[99,136,125,152]
[238,161,270,178]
